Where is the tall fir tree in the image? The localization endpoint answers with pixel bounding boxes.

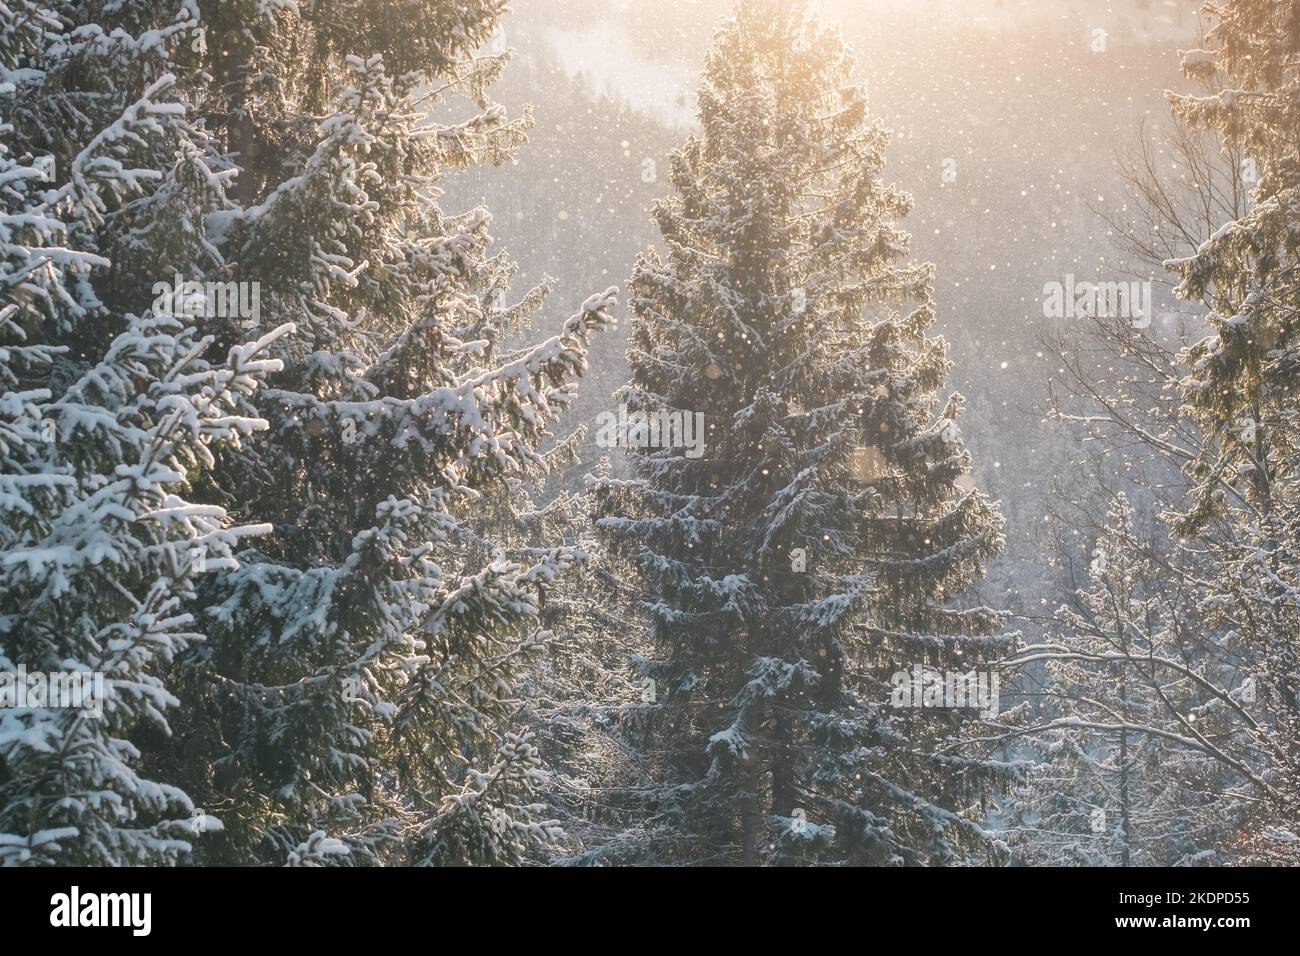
[593,0,1013,866]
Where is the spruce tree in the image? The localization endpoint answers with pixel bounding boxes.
[0,1,286,864]
[1168,0,1300,860]
[122,0,618,866]
[593,0,1012,866]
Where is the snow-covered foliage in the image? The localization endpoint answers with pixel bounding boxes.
[146,0,615,867]
[1161,0,1300,864]
[2,0,612,867]
[589,0,1016,866]
[1001,0,1300,868]
[0,0,286,864]
[1000,497,1243,866]
[3,0,1297,871]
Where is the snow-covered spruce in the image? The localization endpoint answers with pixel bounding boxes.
[126,1,615,866]
[590,0,1015,866]
[1,0,286,865]
[1163,0,1300,864]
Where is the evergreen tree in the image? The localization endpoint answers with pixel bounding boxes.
[593,0,1012,866]
[1167,0,1300,861]
[126,0,618,865]
[0,1,286,864]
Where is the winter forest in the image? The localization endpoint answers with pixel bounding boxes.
[1,0,1298,870]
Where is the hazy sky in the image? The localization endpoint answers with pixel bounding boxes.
[527,0,1207,129]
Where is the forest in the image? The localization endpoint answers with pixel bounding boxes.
[1,0,1298,870]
